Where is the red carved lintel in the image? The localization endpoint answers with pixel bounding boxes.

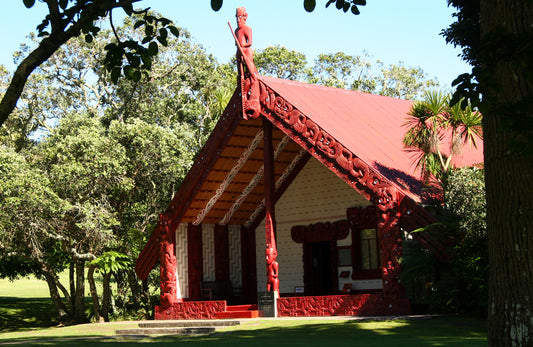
[291,220,350,244]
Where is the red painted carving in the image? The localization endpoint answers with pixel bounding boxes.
[346,206,377,230]
[265,246,279,294]
[159,212,179,307]
[277,294,408,317]
[187,223,203,300]
[291,219,350,243]
[155,301,226,320]
[375,188,410,312]
[232,7,260,119]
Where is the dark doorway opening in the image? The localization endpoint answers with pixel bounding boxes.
[308,241,333,295]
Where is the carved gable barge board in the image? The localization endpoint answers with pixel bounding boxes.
[135,90,243,280]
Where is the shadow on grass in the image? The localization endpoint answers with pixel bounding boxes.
[0,297,59,332]
[1,316,487,347]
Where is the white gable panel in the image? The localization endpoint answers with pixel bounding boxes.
[256,157,371,294]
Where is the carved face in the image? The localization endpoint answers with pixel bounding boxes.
[236,7,248,28]
[265,247,277,264]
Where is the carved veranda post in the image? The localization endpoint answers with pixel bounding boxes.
[264,118,279,298]
[159,212,181,307]
[376,186,409,313]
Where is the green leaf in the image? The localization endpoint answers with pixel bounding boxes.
[353,0,366,5]
[148,41,158,55]
[110,66,121,84]
[351,5,360,15]
[159,28,168,41]
[85,34,93,43]
[211,0,223,11]
[23,0,35,8]
[157,35,168,47]
[134,20,146,29]
[168,26,180,38]
[304,0,316,12]
[145,25,154,38]
[335,0,344,10]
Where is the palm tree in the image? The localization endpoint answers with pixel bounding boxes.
[403,90,482,187]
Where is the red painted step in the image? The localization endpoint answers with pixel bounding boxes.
[225,304,258,312]
[215,304,262,319]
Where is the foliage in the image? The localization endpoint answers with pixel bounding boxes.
[254,45,308,81]
[401,167,487,314]
[403,90,482,186]
[0,0,179,128]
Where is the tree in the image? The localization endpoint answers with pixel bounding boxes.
[403,90,482,186]
[377,62,439,100]
[0,0,180,128]
[254,45,308,81]
[442,1,533,344]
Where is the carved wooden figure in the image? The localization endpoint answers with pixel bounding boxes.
[159,212,180,307]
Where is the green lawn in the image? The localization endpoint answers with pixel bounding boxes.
[0,275,488,346]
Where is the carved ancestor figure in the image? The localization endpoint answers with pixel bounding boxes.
[159,212,178,307]
[233,7,260,119]
[265,247,279,295]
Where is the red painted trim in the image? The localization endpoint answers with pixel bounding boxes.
[187,223,203,300]
[214,224,230,282]
[277,294,409,317]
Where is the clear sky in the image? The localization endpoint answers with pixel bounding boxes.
[0,0,471,89]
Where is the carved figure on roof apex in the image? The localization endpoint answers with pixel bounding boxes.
[232,7,261,119]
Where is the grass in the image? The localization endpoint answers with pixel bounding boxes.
[0,274,488,346]
[0,316,487,346]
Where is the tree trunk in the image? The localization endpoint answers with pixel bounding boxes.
[128,269,142,307]
[101,272,112,322]
[480,1,533,345]
[69,262,76,315]
[41,269,70,323]
[74,260,87,323]
[87,264,103,323]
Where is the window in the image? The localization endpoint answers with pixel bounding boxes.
[360,229,379,270]
[351,228,381,279]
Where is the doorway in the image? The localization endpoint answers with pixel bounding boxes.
[305,241,334,295]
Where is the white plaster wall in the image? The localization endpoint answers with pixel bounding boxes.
[256,157,371,294]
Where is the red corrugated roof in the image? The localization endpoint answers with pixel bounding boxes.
[258,75,483,202]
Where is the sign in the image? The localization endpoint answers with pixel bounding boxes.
[258,291,277,317]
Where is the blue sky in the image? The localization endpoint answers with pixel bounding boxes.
[1,1,471,89]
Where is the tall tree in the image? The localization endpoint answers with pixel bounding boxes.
[442,1,533,344]
[254,45,308,81]
[0,0,179,128]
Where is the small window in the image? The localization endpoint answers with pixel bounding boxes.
[338,246,352,267]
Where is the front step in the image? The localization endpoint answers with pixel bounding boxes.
[216,304,263,319]
[115,319,240,336]
[115,327,215,336]
[138,320,240,328]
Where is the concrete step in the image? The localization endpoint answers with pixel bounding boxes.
[138,320,240,328]
[115,327,215,336]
